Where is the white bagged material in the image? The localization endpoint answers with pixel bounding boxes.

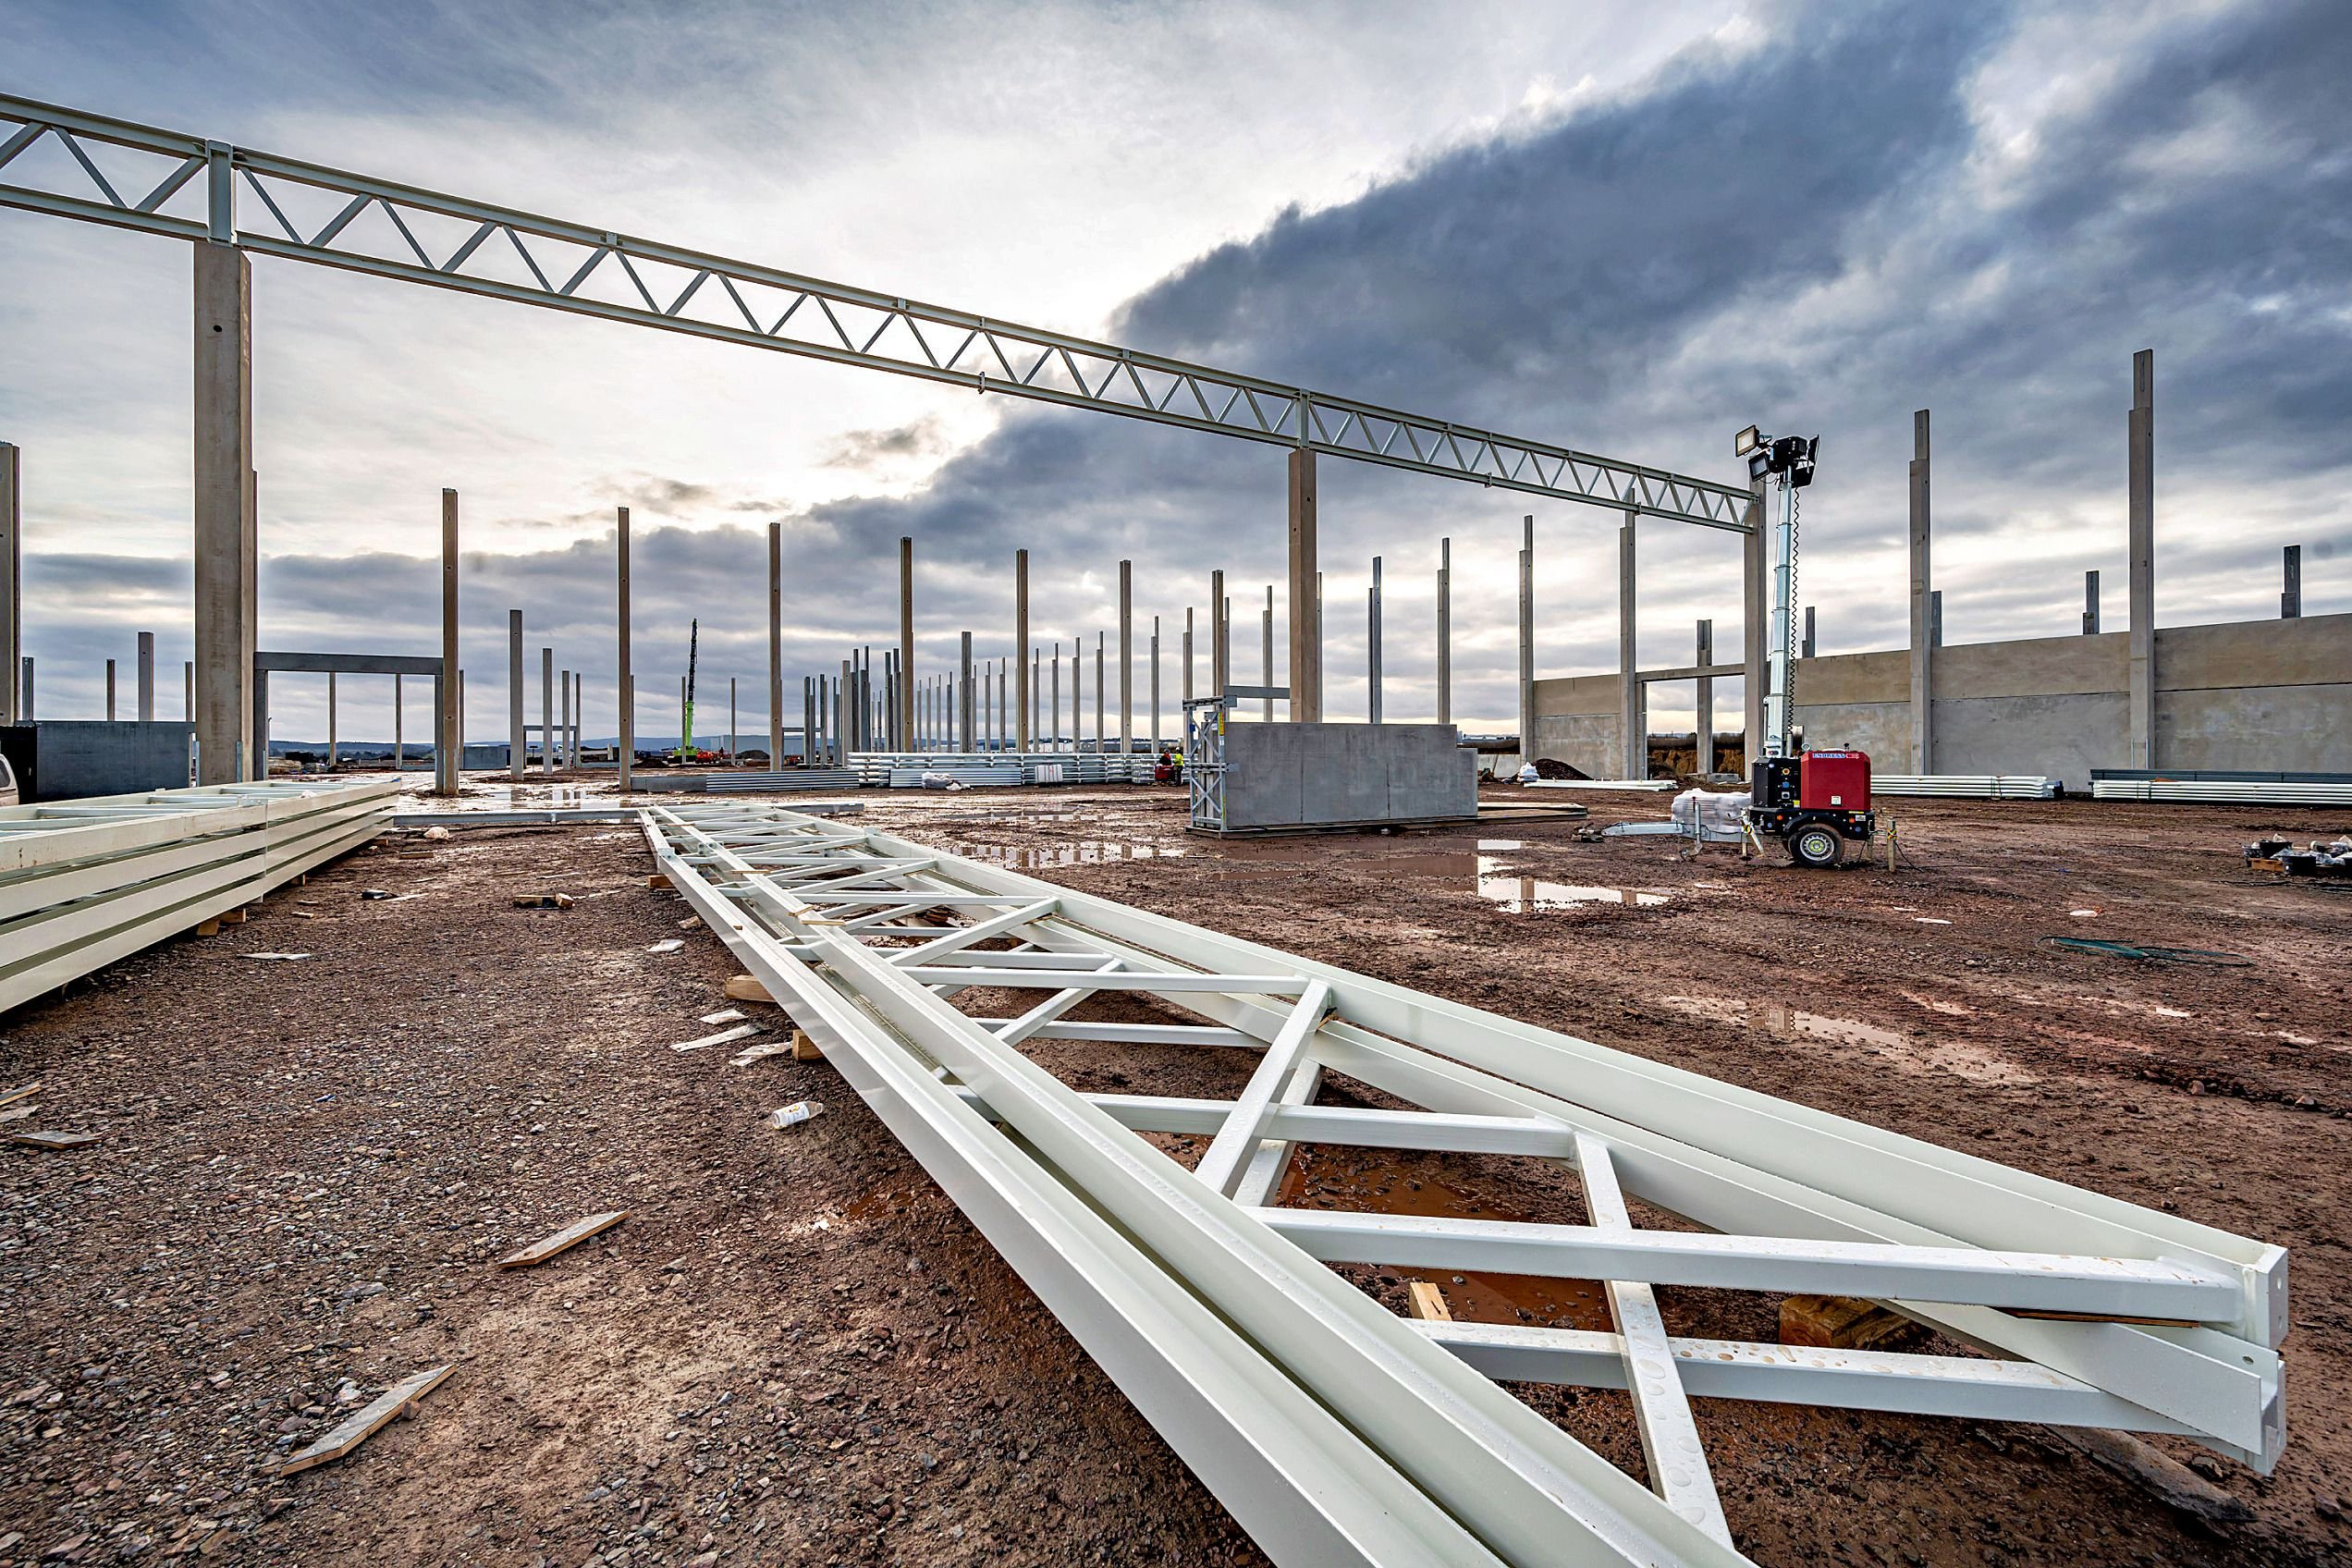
[1672,789,1750,839]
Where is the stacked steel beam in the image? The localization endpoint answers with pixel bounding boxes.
[0,777,398,1012]
[1872,775,2059,799]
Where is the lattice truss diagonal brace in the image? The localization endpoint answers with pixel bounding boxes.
[0,93,1753,530]
[639,800,2285,1568]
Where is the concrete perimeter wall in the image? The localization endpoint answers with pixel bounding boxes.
[1223,722,1476,830]
[1530,612,2350,789]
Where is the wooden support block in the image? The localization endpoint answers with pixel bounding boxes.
[791,1029,823,1062]
[647,873,673,889]
[276,1364,455,1476]
[1406,1280,1452,1322]
[0,1082,42,1109]
[219,907,249,925]
[195,919,221,937]
[1780,1294,1925,1352]
[6,1129,98,1151]
[724,974,775,1004]
[512,891,575,909]
[497,1210,628,1268]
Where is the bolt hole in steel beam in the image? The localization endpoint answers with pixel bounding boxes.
[634,799,2287,1567]
[0,92,1752,528]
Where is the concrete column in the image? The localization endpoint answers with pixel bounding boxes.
[1210,570,1228,696]
[1119,559,1133,753]
[507,610,525,780]
[2127,350,2155,768]
[1029,647,1039,747]
[2284,545,2301,619]
[765,521,784,766]
[1436,538,1451,728]
[436,490,459,794]
[959,631,974,751]
[1260,584,1274,723]
[0,442,17,728]
[1367,560,1383,724]
[1516,516,1534,767]
[898,535,915,746]
[251,668,265,765]
[1094,631,1105,749]
[136,631,154,721]
[1182,608,1194,704]
[1287,448,1319,721]
[1050,643,1061,751]
[1015,549,1031,751]
[1929,591,1943,649]
[839,660,852,766]
[542,647,554,774]
[1618,512,1638,779]
[18,656,29,719]
[457,669,466,759]
[616,506,633,790]
[106,658,116,722]
[1801,606,1816,660]
[327,671,338,766]
[184,661,191,721]
[193,242,256,783]
[1695,620,1714,775]
[395,673,404,770]
[2084,570,2101,635]
[1742,478,1766,770]
[1150,616,1161,747]
[1907,410,1932,775]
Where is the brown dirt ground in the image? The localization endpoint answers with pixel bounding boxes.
[2,781,2346,1567]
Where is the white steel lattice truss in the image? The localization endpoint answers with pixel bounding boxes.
[0,93,1752,530]
[642,801,2285,1568]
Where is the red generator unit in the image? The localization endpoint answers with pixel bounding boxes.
[1747,749,1875,867]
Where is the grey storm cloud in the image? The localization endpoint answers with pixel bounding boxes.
[18,0,2349,739]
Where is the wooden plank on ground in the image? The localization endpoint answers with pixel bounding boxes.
[496,1210,628,1268]
[6,1129,97,1151]
[276,1364,456,1476]
[724,974,775,1003]
[647,873,673,889]
[792,1029,824,1062]
[0,1081,41,1108]
[1407,1280,1452,1322]
[671,1023,762,1054]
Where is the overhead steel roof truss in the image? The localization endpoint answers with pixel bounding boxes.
[0,93,1753,531]
[638,799,2285,1568]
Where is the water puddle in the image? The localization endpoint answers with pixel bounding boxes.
[1479,875,1669,912]
[1657,995,2039,1085]
[1272,1144,1613,1332]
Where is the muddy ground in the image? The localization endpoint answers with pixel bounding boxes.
[1,781,2346,1567]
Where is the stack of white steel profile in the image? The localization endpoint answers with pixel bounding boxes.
[1872,775,2059,799]
[849,751,1158,787]
[642,799,2287,1568]
[1522,777,1677,792]
[0,777,398,1013]
[2092,778,2352,806]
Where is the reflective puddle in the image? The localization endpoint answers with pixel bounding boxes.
[1657,995,2039,1085]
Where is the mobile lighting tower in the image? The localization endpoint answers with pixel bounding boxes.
[1733,424,1875,868]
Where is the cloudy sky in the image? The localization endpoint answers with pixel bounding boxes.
[2,0,2345,744]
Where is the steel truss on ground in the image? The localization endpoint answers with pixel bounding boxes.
[638,800,2285,1567]
[0,93,1753,530]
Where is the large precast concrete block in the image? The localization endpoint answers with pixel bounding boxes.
[1219,722,1475,832]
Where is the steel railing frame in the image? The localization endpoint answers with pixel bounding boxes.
[0,92,1754,531]
[637,799,2287,1567]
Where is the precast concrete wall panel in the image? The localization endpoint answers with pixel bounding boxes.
[1222,722,1475,830]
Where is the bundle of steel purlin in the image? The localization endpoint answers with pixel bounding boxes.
[642,801,2286,1568]
[1871,775,2059,800]
[847,752,1159,787]
[2093,778,2352,806]
[0,777,399,1012]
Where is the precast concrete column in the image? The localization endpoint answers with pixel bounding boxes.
[1150,616,1161,746]
[1366,560,1382,724]
[18,657,29,718]
[1260,584,1274,723]
[1182,608,1194,704]
[0,442,18,727]
[194,242,256,782]
[839,660,852,767]
[1050,643,1061,751]
[394,673,404,770]
[1516,516,1534,769]
[137,631,155,721]
[106,659,116,721]
[1802,606,1817,660]
[1695,620,1715,775]
[616,506,633,790]
[1907,411,1932,775]
[729,676,738,760]
[1742,478,1765,768]
[327,672,338,766]
[542,646,554,775]
[507,610,526,781]
[1094,631,1105,749]
[898,536,915,745]
[436,490,460,794]
[1436,538,1451,728]
[1619,511,1639,779]
[2127,350,2155,767]
[1287,447,1320,721]
[959,631,974,751]
[1119,559,1133,753]
[2284,545,2302,619]
[1209,570,1228,697]
[766,521,784,766]
[1015,549,1031,751]
[1929,591,1943,649]
[184,661,191,720]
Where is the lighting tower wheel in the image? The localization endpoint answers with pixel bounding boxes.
[1788,823,1844,868]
